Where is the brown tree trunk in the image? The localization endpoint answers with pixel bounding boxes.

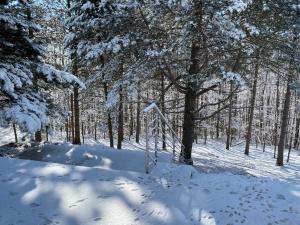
[273,77,280,158]
[117,88,124,149]
[245,52,259,155]
[277,78,292,166]
[104,82,114,148]
[135,89,141,143]
[226,81,234,150]
[181,87,196,164]
[70,93,75,142]
[65,119,69,141]
[81,121,84,144]
[160,74,166,150]
[129,103,134,138]
[94,122,97,141]
[13,123,18,144]
[294,117,300,149]
[73,86,81,144]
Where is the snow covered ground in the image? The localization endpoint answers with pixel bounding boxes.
[0,130,300,225]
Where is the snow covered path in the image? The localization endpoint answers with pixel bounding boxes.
[193,140,300,182]
[1,157,300,225]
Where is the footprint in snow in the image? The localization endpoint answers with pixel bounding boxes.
[276,194,286,200]
[97,195,110,199]
[202,188,210,194]
[76,198,87,203]
[93,217,101,221]
[30,202,40,208]
[9,192,18,196]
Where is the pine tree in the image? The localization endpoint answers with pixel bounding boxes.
[0,1,84,133]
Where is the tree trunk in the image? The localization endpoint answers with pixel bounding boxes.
[245,52,259,155]
[104,83,114,148]
[13,123,18,144]
[94,122,97,141]
[294,117,300,149]
[70,93,75,142]
[216,85,221,139]
[160,74,166,150]
[273,77,280,158]
[287,132,293,163]
[135,89,141,143]
[73,86,81,144]
[117,88,124,149]
[129,103,134,138]
[181,87,196,164]
[81,121,84,144]
[226,81,234,150]
[65,119,69,141]
[277,78,292,166]
[46,126,49,142]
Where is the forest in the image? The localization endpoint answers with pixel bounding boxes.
[0,0,299,225]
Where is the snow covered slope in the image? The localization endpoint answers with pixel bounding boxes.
[0,156,299,225]
[17,142,172,173]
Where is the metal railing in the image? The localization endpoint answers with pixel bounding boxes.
[143,103,185,173]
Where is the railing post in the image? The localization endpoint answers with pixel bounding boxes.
[145,114,149,173]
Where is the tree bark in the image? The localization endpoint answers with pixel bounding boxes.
[277,78,292,166]
[129,103,134,138]
[13,123,18,144]
[104,82,114,148]
[160,74,166,150]
[135,88,141,143]
[245,52,259,155]
[273,77,280,158]
[73,86,81,144]
[294,117,300,149]
[226,81,234,150]
[181,87,197,164]
[70,93,75,142]
[117,88,124,149]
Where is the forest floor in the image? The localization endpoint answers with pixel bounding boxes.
[0,127,300,225]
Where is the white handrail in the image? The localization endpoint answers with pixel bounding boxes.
[143,102,185,173]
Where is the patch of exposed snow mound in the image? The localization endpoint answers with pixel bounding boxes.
[150,162,198,181]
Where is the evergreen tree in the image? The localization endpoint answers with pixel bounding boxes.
[0,0,84,133]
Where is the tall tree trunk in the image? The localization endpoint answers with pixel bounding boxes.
[70,93,75,142]
[245,51,259,155]
[226,81,234,150]
[73,86,81,144]
[94,122,97,141]
[273,77,280,158]
[65,119,69,141]
[13,123,18,144]
[160,74,166,150]
[117,88,124,149]
[216,85,221,139]
[294,117,300,149]
[81,121,84,144]
[181,86,197,164]
[135,88,141,143]
[277,77,292,166]
[104,82,114,148]
[129,103,134,138]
